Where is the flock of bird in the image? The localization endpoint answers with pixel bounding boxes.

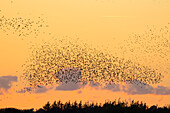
[0,10,48,38]
[54,67,83,84]
[21,37,163,88]
[0,8,168,92]
[117,24,170,76]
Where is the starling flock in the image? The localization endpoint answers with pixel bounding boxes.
[0,8,167,91]
[21,37,164,88]
[0,11,48,38]
[54,67,82,84]
[117,24,170,75]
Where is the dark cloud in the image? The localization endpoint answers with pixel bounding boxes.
[54,69,86,91]
[155,86,170,95]
[88,81,100,89]
[123,84,154,95]
[16,76,170,95]
[0,76,17,91]
[123,80,154,95]
[120,80,170,95]
[102,83,120,92]
[54,78,170,95]
[55,82,85,91]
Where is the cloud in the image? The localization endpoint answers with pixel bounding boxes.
[17,86,53,94]
[103,16,131,18]
[0,76,17,91]
[120,79,170,95]
[54,67,87,91]
[54,75,170,95]
[53,66,170,95]
[55,82,85,91]
[123,84,154,95]
[122,80,154,95]
[155,86,170,95]
[17,87,33,93]
[88,81,100,89]
[102,83,121,92]
[34,86,49,93]
[90,79,168,95]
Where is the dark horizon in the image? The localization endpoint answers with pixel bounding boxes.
[0,99,170,113]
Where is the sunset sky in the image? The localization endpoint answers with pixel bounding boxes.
[0,0,170,110]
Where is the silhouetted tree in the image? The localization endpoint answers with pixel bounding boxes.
[51,101,57,108]
[0,99,170,113]
[35,108,45,113]
[79,101,82,109]
[43,101,51,111]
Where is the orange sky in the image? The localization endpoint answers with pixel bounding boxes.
[0,83,170,110]
[0,0,170,109]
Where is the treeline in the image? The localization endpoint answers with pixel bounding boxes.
[0,100,170,113]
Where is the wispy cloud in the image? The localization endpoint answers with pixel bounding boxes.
[17,86,54,94]
[121,80,170,95]
[87,79,170,95]
[34,86,50,93]
[102,16,132,18]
